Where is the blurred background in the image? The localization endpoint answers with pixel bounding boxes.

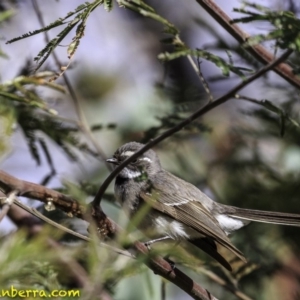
[1,0,300,299]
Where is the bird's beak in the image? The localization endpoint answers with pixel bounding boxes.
[106,158,119,165]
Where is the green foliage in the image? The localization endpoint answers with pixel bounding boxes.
[236,95,300,137]
[208,100,300,297]
[0,70,107,176]
[159,48,252,78]
[0,8,14,59]
[6,1,104,71]
[232,2,300,52]
[0,9,14,23]
[5,0,253,80]
[0,73,65,113]
[2,0,300,299]
[0,231,61,289]
[16,105,100,165]
[104,0,113,12]
[0,227,149,299]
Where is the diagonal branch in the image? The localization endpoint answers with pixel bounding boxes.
[93,50,293,206]
[0,170,218,300]
[194,0,300,89]
[0,170,84,217]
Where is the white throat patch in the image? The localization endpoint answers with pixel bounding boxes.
[120,167,142,179]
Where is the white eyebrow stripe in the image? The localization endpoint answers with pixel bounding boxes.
[122,151,152,163]
[123,151,135,157]
[140,157,152,162]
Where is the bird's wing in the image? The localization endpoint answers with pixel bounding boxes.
[140,173,246,263]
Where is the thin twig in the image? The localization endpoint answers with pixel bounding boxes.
[0,205,11,223]
[161,279,166,300]
[196,57,214,102]
[235,94,263,104]
[175,36,214,102]
[31,0,112,171]
[93,49,293,206]
[12,197,134,258]
[0,191,16,222]
[200,269,254,300]
[186,54,201,77]
[195,0,300,89]
[0,204,10,222]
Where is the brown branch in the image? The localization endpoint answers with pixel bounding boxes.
[93,49,293,206]
[0,170,219,300]
[0,170,84,218]
[195,0,300,89]
[134,241,218,300]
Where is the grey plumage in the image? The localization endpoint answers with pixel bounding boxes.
[107,142,300,271]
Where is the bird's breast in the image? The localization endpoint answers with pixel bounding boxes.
[114,176,141,216]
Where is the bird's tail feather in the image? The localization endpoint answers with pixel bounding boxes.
[227,206,300,226]
[190,237,233,271]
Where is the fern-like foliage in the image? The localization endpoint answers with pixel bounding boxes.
[159,47,252,78]
[6,1,104,71]
[0,7,14,59]
[0,72,66,114]
[236,95,300,137]
[119,0,252,78]
[232,2,300,52]
[0,69,112,175]
[16,105,100,165]
[5,0,254,79]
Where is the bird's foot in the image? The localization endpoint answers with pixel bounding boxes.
[164,256,175,270]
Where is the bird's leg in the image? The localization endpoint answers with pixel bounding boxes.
[144,236,178,270]
[163,240,181,270]
[144,236,170,250]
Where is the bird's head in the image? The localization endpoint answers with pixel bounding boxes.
[107,142,161,179]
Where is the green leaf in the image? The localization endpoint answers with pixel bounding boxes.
[158,49,251,78]
[232,2,300,52]
[0,9,14,23]
[104,0,113,11]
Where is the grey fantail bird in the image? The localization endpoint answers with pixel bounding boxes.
[107,142,300,271]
